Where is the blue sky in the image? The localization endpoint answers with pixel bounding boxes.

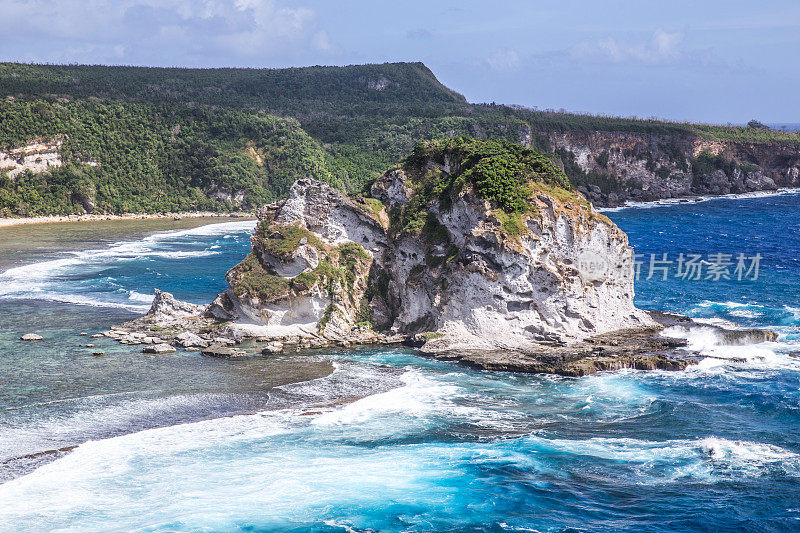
[1,0,798,123]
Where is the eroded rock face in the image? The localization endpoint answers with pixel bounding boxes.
[0,138,64,179]
[148,289,206,323]
[370,172,652,350]
[211,172,652,350]
[206,179,384,339]
[541,130,800,207]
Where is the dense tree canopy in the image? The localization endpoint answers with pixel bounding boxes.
[0,62,796,216]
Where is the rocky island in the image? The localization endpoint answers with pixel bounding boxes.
[109,139,776,375]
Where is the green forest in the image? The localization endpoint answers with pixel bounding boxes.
[0,61,797,216]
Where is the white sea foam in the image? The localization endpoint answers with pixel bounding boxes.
[311,367,481,432]
[0,392,226,462]
[1,392,796,531]
[148,219,256,239]
[783,306,800,320]
[526,435,799,482]
[127,291,155,303]
[662,324,800,373]
[598,187,800,212]
[695,300,761,310]
[0,349,797,530]
[0,220,255,311]
[0,359,467,530]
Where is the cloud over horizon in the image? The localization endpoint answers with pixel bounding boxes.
[0,0,334,66]
[571,29,685,65]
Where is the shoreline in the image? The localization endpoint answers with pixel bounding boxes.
[597,187,800,212]
[0,211,255,229]
[3,186,796,226]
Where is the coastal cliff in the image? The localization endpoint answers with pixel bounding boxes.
[105,139,780,374]
[2,62,799,217]
[538,129,800,206]
[207,139,652,351]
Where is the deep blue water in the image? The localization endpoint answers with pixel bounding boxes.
[1,194,800,532]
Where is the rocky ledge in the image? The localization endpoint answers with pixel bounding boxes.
[106,292,777,375]
[423,311,778,376]
[108,289,403,358]
[106,139,779,375]
[205,138,652,351]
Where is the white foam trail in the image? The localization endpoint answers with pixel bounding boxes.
[311,368,480,432]
[146,220,256,239]
[699,437,797,464]
[0,393,225,462]
[0,352,797,530]
[598,187,800,212]
[1,408,796,530]
[127,291,155,303]
[662,325,800,372]
[527,435,799,482]
[0,220,255,311]
[783,306,800,320]
[696,300,755,309]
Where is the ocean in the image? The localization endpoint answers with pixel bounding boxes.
[0,195,798,532]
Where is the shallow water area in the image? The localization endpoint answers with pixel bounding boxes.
[0,217,335,482]
[1,198,799,531]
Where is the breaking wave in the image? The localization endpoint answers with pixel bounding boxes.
[599,188,800,212]
[0,220,255,311]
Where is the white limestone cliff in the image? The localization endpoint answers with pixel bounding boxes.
[207,171,653,351]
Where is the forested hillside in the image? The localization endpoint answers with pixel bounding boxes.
[1,61,798,216]
[0,100,333,215]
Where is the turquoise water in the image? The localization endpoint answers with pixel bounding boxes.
[1,194,800,531]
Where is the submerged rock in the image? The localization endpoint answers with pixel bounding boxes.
[143,343,177,354]
[175,332,208,348]
[201,345,245,358]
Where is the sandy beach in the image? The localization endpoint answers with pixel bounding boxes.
[0,211,254,229]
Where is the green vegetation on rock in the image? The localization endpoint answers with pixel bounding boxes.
[236,219,372,304]
[257,222,325,258]
[393,138,575,237]
[230,253,291,303]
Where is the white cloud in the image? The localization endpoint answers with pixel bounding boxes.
[312,30,333,52]
[0,0,336,66]
[484,49,521,72]
[572,29,684,64]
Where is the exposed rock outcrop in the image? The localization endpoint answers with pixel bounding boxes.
[429,324,693,376]
[208,139,653,351]
[532,130,800,207]
[148,289,206,323]
[107,290,218,347]
[0,138,64,179]
[105,140,781,376]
